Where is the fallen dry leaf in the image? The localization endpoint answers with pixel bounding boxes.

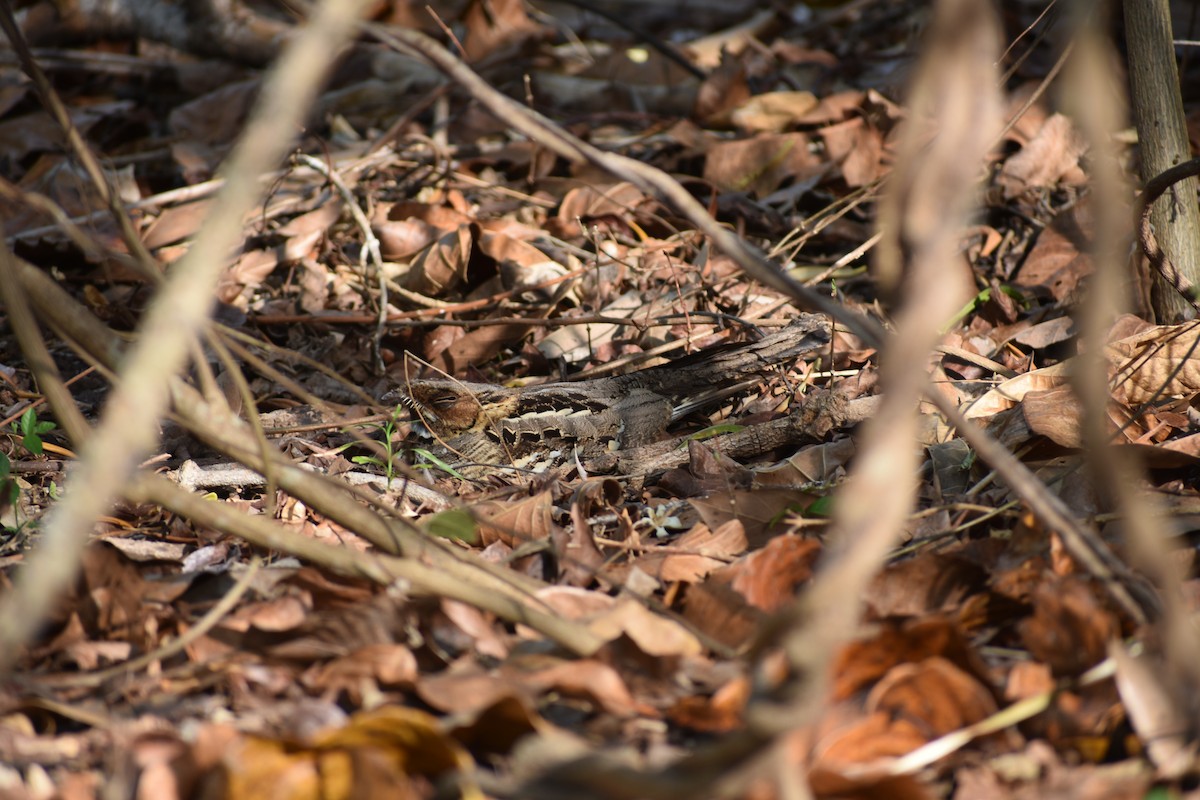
[999,112,1088,198]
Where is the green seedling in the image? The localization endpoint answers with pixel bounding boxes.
[348,414,402,487]
[11,407,56,457]
[942,284,1027,333]
[0,408,57,541]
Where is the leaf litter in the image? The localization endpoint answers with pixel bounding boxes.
[0,1,1198,798]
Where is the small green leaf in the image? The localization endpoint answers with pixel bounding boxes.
[997,284,1027,306]
[411,448,465,479]
[352,455,383,467]
[0,452,10,478]
[690,423,745,441]
[1141,788,1176,800]
[806,495,836,518]
[16,408,53,455]
[20,409,52,437]
[941,288,990,333]
[423,508,478,544]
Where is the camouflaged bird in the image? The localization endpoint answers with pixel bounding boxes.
[388,315,831,476]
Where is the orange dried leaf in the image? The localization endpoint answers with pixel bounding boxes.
[729,535,821,612]
[475,491,554,549]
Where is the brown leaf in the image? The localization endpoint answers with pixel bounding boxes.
[418,667,524,715]
[794,89,867,125]
[1022,385,1084,448]
[729,535,821,612]
[754,438,855,487]
[866,553,985,619]
[559,479,619,586]
[448,694,542,757]
[693,56,751,125]
[429,322,533,375]
[232,595,310,633]
[667,675,750,733]
[965,362,1071,420]
[1020,577,1122,677]
[630,520,748,583]
[511,658,644,718]
[403,224,472,296]
[555,182,650,237]
[218,248,280,305]
[277,201,342,261]
[1011,316,1077,350]
[832,618,991,701]
[461,0,545,62]
[169,78,259,146]
[2,102,136,166]
[531,585,616,621]
[703,133,829,198]
[440,599,509,660]
[1107,319,1200,405]
[809,711,931,795]
[142,199,213,249]
[102,536,188,563]
[478,230,552,270]
[1138,436,1200,467]
[1012,204,1094,302]
[999,113,1087,198]
[866,656,998,736]
[373,202,473,261]
[682,574,763,648]
[303,644,418,701]
[1005,659,1055,703]
[476,491,554,549]
[730,91,819,133]
[375,216,440,262]
[314,706,470,777]
[690,488,813,548]
[585,597,703,657]
[820,117,887,187]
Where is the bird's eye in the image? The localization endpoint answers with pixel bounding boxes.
[429,393,460,409]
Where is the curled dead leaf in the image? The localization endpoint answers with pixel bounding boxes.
[403,224,473,296]
[1107,319,1200,405]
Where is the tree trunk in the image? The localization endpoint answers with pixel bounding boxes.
[1124,0,1200,322]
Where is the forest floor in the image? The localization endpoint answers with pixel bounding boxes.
[2,1,1200,798]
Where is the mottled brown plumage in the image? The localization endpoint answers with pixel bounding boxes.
[388,314,831,477]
